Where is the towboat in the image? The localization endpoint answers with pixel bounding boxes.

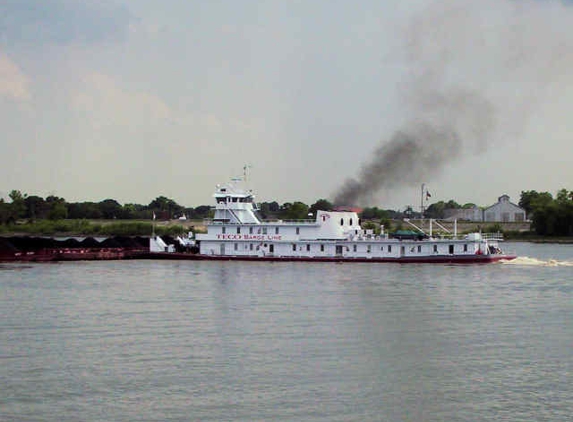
[150,179,516,263]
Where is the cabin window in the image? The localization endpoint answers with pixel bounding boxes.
[296,227,300,235]
[340,218,344,226]
[388,245,392,253]
[353,245,357,252]
[262,227,267,234]
[306,244,310,251]
[292,244,296,251]
[249,227,253,234]
[464,244,468,252]
[222,226,226,234]
[367,245,371,253]
[433,245,438,253]
[275,227,279,234]
[320,244,324,252]
[234,243,238,251]
[237,227,241,234]
[417,245,421,253]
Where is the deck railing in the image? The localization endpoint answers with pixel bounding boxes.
[203,219,317,225]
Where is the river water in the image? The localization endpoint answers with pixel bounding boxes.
[1,243,571,421]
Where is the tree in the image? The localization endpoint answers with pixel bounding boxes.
[519,190,553,217]
[425,201,446,219]
[24,195,47,220]
[193,205,212,219]
[99,199,122,219]
[148,196,184,219]
[309,199,333,216]
[9,190,26,220]
[283,201,309,220]
[46,195,68,220]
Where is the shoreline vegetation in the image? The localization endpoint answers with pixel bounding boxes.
[0,218,571,243]
[1,188,571,241]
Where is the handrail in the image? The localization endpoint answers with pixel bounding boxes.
[203,218,317,225]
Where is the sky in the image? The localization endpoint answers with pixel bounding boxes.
[1,0,573,211]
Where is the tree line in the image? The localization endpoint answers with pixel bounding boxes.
[1,188,572,236]
[0,191,213,224]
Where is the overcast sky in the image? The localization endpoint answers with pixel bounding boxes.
[1,0,573,210]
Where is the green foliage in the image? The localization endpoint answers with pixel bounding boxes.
[309,199,333,216]
[362,220,381,235]
[9,190,27,220]
[360,207,389,220]
[380,218,392,232]
[522,189,573,236]
[425,201,446,219]
[282,201,310,220]
[519,190,553,216]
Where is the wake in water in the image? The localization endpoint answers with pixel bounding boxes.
[502,257,573,267]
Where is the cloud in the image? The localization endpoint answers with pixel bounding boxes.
[0,52,31,101]
[71,72,171,128]
[0,0,131,46]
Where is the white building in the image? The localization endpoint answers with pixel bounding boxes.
[484,195,526,222]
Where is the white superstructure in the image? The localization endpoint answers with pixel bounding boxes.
[192,178,513,263]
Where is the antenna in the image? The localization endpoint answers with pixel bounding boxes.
[243,164,252,183]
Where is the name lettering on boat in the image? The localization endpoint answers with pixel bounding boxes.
[216,234,282,241]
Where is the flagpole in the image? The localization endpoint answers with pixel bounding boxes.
[421,183,425,219]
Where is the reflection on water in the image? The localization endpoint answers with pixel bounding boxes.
[0,243,572,422]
